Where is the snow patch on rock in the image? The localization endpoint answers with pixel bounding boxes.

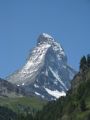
[45,87,66,99]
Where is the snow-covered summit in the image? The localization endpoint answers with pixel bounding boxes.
[37,33,54,45]
[41,33,53,39]
[37,33,66,61]
[7,33,76,100]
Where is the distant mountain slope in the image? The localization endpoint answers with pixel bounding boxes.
[7,33,76,100]
[0,78,25,97]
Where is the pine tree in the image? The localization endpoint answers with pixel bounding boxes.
[87,54,90,68]
[80,99,86,112]
[80,56,87,72]
[86,114,90,120]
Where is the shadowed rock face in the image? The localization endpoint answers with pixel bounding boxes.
[0,78,25,97]
[6,33,76,100]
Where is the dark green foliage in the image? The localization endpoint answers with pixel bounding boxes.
[76,83,86,100]
[80,55,90,72]
[17,113,34,120]
[86,113,90,120]
[0,106,17,120]
[0,107,34,120]
[66,101,76,114]
[80,56,87,72]
[79,99,86,112]
[87,54,90,68]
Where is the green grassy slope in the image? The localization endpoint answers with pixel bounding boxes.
[0,96,46,114]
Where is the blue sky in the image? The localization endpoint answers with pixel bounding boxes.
[0,0,90,78]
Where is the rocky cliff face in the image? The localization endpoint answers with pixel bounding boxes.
[7,33,76,100]
[0,78,25,97]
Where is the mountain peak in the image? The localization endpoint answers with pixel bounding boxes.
[7,33,76,100]
[37,33,54,45]
[41,33,53,39]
